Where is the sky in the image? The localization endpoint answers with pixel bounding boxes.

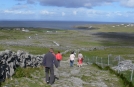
[0,0,134,22]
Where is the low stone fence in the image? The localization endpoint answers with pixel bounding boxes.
[0,50,44,82]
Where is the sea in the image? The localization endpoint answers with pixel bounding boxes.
[0,21,128,30]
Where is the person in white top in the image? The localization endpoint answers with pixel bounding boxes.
[69,51,75,67]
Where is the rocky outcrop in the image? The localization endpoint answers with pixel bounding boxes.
[112,60,134,71]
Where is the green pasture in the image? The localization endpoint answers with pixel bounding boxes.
[0,24,134,87]
[0,29,35,40]
[0,25,134,57]
[82,47,134,60]
[0,45,62,55]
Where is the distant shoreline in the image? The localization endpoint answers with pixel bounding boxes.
[0,21,131,30]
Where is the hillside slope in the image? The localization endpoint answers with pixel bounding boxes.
[2,60,124,87]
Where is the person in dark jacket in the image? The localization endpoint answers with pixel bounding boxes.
[42,48,58,85]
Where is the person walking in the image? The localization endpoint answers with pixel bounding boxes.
[56,51,62,67]
[42,48,58,85]
[69,51,75,67]
[77,52,83,67]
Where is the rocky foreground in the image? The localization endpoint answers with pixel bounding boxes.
[52,60,124,87]
[2,60,124,87]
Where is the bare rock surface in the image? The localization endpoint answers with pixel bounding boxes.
[51,60,123,87]
[112,60,134,71]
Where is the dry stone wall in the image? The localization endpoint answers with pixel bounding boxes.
[0,50,44,82]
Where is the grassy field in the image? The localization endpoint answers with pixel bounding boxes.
[0,24,134,58]
[1,24,134,87]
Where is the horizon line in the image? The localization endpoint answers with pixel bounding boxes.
[0,20,132,23]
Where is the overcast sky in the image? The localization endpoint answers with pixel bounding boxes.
[0,0,134,22]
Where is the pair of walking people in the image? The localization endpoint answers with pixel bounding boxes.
[42,48,62,85]
[69,51,83,67]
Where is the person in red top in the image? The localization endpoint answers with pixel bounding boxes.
[56,51,62,67]
[77,52,83,67]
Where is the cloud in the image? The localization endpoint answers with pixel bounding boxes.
[12,4,29,10]
[2,9,34,14]
[73,11,77,15]
[126,11,134,14]
[40,10,55,15]
[21,0,118,8]
[27,0,36,4]
[62,12,65,16]
[16,0,37,4]
[115,11,122,16]
[121,0,134,8]
[15,0,134,9]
